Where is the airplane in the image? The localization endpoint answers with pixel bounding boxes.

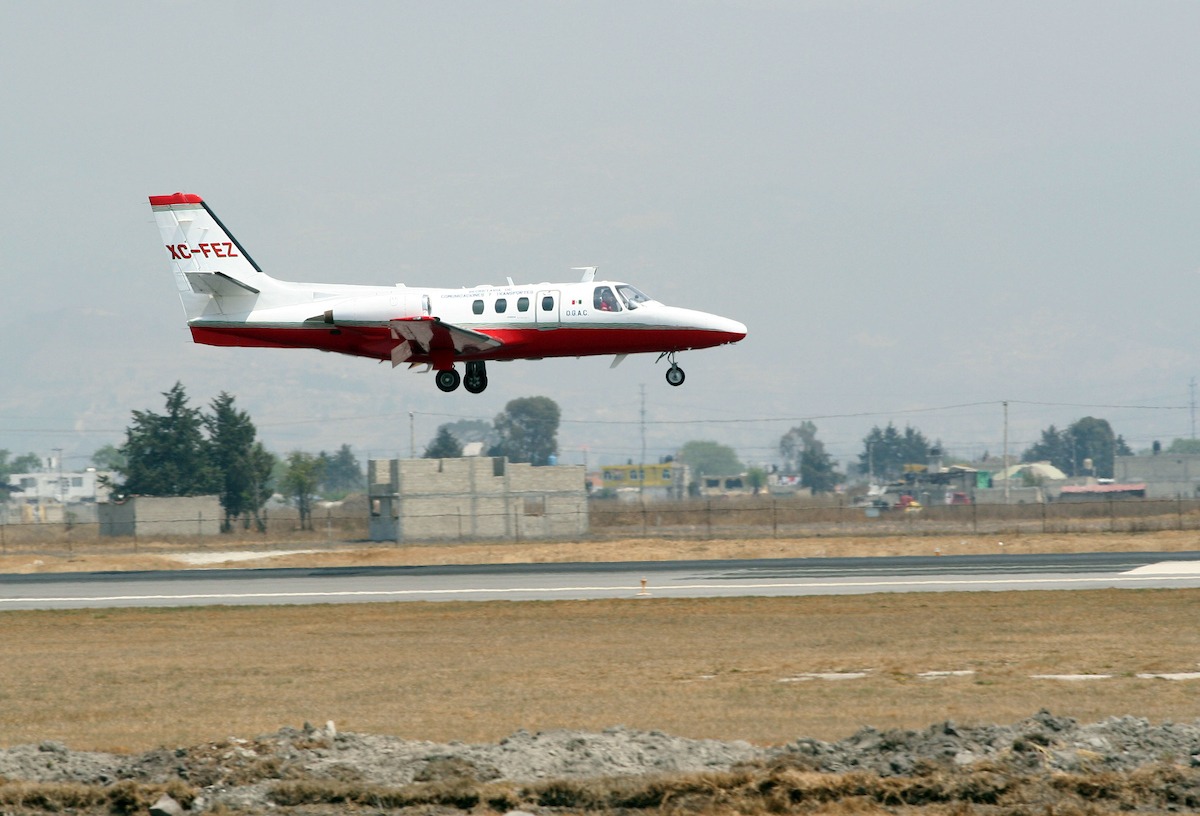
[150,193,747,393]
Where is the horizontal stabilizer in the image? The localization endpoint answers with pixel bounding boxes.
[185,271,261,297]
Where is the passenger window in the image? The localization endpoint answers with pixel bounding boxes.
[517,297,530,312]
[495,298,507,313]
[472,300,484,315]
[541,295,554,311]
[594,286,621,312]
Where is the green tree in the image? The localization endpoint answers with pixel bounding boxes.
[319,444,363,497]
[205,392,275,532]
[780,421,842,494]
[857,423,931,481]
[1167,438,1200,454]
[118,382,218,496]
[0,450,41,502]
[91,444,127,472]
[424,426,464,459]
[488,396,561,465]
[280,451,325,531]
[678,440,743,478]
[745,467,767,495]
[1021,417,1131,478]
[1022,424,1071,472]
[439,419,495,450]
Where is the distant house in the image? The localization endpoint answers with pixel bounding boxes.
[6,469,114,505]
[1114,453,1200,499]
[1058,483,1147,502]
[600,463,688,501]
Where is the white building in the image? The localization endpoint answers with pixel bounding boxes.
[6,469,114,505]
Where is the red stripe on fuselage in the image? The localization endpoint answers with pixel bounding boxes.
[189,324,743,362]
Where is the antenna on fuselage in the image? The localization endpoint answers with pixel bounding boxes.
[573,266,597,282]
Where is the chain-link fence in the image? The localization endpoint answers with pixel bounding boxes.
[3,497,1200,557]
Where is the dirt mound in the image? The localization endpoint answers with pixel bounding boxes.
[2,712,1200,813]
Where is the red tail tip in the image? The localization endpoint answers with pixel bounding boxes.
[149,192,204,206]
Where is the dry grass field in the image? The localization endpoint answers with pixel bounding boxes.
[1,585,1199,753]
[3,527,1200,573]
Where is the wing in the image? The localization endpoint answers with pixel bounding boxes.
[388,316,503,367]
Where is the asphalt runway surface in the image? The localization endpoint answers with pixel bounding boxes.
[3,551,1200,610]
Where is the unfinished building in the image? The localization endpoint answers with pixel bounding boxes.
[368,457,588,542]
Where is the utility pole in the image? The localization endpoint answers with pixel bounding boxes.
[1002,401,1009,505]
[52,448,64,504]
[1191,377,1196,440]
[639,384,646,498]
[409,412,415,459]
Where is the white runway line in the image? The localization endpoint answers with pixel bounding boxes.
[1122,561,1200,575]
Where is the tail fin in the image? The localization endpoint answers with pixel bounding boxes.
[150,193,276,317]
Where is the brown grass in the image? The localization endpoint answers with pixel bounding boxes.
[1,588,1199,753]
[3,528,1200,573]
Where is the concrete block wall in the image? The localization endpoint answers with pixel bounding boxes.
[99,495,222,537]
[367,457,588,543]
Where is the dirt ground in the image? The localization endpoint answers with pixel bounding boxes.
[2,528,1199,574]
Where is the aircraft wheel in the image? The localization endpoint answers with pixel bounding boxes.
[666,365,685,386]
[435,369,461,392]
[463,361,488,393]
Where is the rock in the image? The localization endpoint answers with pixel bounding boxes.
[149,792,184,816]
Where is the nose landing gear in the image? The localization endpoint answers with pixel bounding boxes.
[657,351,686,387]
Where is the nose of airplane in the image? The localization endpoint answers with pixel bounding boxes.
[702,313,747,344]
[656,305,747,347]
[721,316,748,342]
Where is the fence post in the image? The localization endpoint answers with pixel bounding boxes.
[706,499,712,540]
[772,499,778,539]
[1041,501,1047,534]
[1108,498,1115,533]
[1179,496,1184,531]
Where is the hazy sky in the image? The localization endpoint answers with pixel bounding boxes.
[3,1,1199,473]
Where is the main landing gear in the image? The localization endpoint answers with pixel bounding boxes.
[435,361,488,394]
[657,351,686,387]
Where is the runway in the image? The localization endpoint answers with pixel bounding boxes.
[3,551,1200,610]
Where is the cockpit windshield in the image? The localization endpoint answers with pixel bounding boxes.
[616,285,651,309]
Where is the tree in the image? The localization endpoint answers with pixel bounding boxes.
[118,382,218,496]
[1022,424,1070,472]
[91,444,127,472]
[205,392,274,532]
[0,450,42,502]
[857,423,932,481]
[488,396,561,465]
[1021,416,1131,478]
[678,440,743,478]
[280,451,325,531]
[780,421,842,494]
[438,419,495,450]
[319,444,363,497]
[1167,438,1200,454]
[424,426,464,459]
[745,467,767,495]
